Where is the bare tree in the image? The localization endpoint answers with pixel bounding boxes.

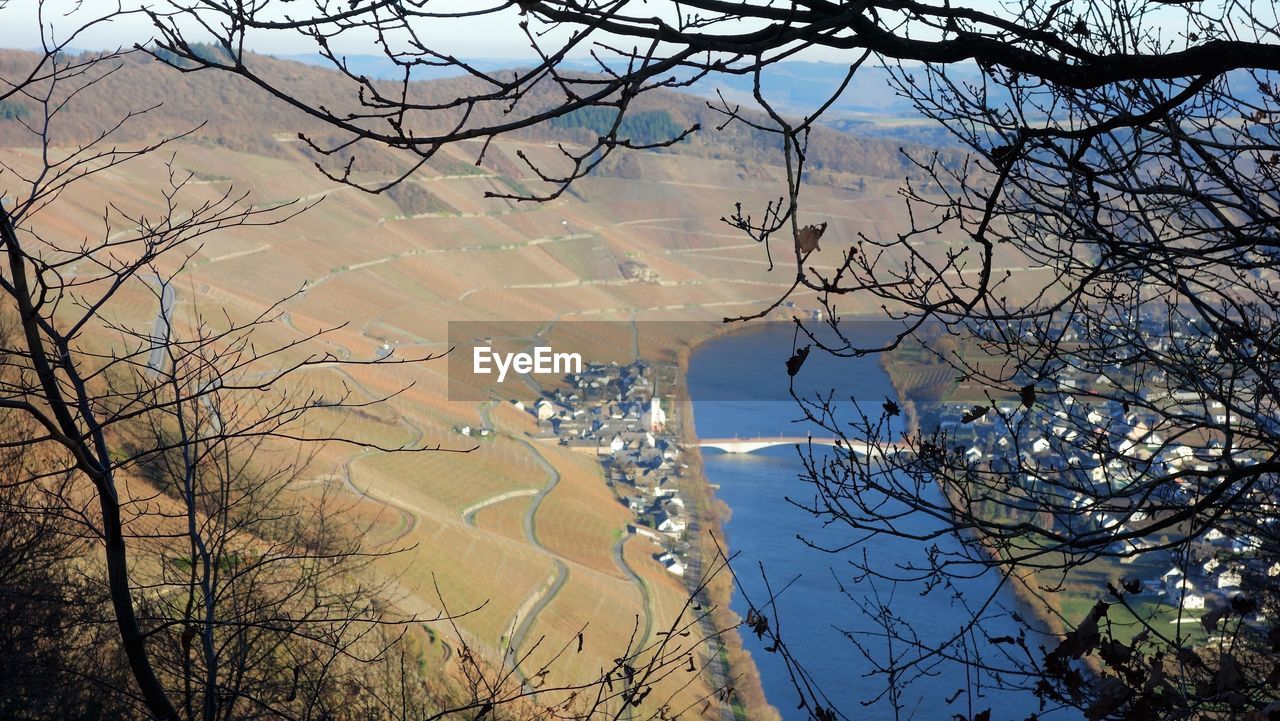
[0,8,439,719]
[0,402,137,721]
[141,1,1280,718]
[1,6,748,720]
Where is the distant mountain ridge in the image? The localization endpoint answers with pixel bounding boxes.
[0,48,934,181]
[274,53,1269,140]
[267,54,984,147]
[277,54,935,117]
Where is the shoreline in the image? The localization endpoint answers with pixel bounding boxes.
[675,319,1070,720]
[672,341,780,721]
[880,350,1071,657]
[669,312,898,721]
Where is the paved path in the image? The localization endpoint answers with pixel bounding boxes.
[504,436,568,663]
[479,399,655,697]
[611,535,654,649]
[460,489,539,525]
[474,399,574,668]
[504,559,569,671]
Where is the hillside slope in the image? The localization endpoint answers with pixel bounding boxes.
[0,48,925,179]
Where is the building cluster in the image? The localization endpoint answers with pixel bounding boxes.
[920,315,1277,622]
[1158,530,1280,612]
[516,360,694,578]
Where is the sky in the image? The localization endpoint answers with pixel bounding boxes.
[0,0,875,63]
[0,1,541,57]
[0,0,1200,64]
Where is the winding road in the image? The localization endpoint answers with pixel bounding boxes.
[470,400,573,665]
[470,399,656,683]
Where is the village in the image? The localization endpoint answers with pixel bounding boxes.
[515,359,697,580]
[920,315,1278,625]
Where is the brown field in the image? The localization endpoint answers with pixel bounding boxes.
[471,496,529,542]
[388,519,556,645]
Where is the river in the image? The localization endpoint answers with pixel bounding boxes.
[687,323,1049,721]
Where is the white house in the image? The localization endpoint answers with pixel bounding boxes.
[1166,575,1205,610]
[1181,593,1206,610]
[535,399,557,421]
[1217,569,1243,589]
[657,509,687,537]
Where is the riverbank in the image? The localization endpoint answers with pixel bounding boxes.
[671,343,780,721]
[671,314,923,720]
[671,315,906,721]
[682,319,1061,719]
[879,344,1083,667]
[504,320,778,721]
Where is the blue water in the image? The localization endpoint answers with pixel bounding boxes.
[688,325,1050,721]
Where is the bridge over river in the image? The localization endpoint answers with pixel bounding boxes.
[695,435,909,455]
